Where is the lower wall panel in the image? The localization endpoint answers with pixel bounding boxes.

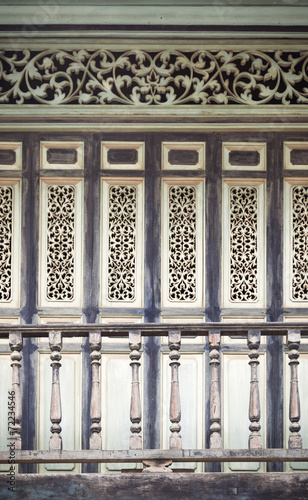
[1,473,307,500]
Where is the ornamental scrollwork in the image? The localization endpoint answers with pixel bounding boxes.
[168,185,197,301]
[0,186,12,301]
[46,185,75,301]
[108,185,137,301]
[292,186,308,301]
[0,49,307,105]
[229,186,258,302]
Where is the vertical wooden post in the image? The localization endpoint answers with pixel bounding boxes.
[129,330,142,450]
[169,330,182,450]
[89,332,102,450]
[248,330,262,449]
[49,331,62,451]
[209,330,222,449]
[9,332,23,450]
[288,329,302,449]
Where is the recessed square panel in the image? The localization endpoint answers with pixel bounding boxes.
[101,142,144,170]
[0,142,22,170]
[223,143,266,171]
[41,142,84,169]
[284,142,308,170]
[162,142,205,170]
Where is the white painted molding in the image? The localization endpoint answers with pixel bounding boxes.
[40,141,84,170]
[101,142,144,170]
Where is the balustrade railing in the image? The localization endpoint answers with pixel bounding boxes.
[1,322,308,470]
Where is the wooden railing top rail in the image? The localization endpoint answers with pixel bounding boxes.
[0,322,307,338]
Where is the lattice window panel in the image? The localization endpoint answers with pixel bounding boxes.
[222,179,266,309]
[161,179,204,308]
[284,180,308,307]
[101,179,144,308]
[0,180,20,308]
[39,178,83,308]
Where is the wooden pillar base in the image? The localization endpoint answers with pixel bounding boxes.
[289,435,302,449]
[249,435,262,450]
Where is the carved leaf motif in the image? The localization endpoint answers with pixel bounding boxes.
[0,49,307,105]
[0,187,12,301]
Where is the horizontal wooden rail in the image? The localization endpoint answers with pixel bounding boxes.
[1,449,308,464]
[0,322,308,338]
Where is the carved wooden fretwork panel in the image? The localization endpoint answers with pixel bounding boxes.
[0,186,12,302]
[291,186,308,301]
[0,180,20,308]
[40,178,83,308]
[230,186,258,302]
[0,49,307,106]
[101,179,143,308]
[162,179,204,308]
[222,179,265,309]
[46,185,75,301]
[168,185,197,301]
[108,185,137,302]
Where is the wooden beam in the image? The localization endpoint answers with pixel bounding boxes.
[1,449,308,464]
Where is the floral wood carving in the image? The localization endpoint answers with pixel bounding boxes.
[0,49,307,105]
[0,186,12,301]
[229,186,258,302]
[292,186,308,301]
[168,185,196,301]
[108,185,137,301]
[47,185,75,301]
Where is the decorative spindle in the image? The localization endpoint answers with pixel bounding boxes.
[288,329,302,449]
[248,330,262,449]
[209,330,222,449]
[9,332,23,450]
[129,330,142,450]
[168,330,182,450]
[89,332,102,450]
[49,331,62,450]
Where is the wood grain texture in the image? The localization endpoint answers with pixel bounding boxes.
[1,473,308,500]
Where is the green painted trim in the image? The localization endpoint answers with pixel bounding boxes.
[1,5,308,26]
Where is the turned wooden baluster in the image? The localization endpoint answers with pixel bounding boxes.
[248,330,262,449]
[288,329,302,449]
[89,332,102,450]
[169,330,182,449]
[129,330,142,450]
[209,330,222,449]
[49,331,62,450]
[9,332,23,450]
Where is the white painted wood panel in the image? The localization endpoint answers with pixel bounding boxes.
[161,352,204,471]
[38,352,81,473]
[222,352,266,472]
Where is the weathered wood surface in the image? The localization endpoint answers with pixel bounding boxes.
[49,331,62,451]
[169,331,182,450]
[9,332,23,450]
[129,330,142,450]
[1,473,308,500]
[0,449,308,464]
[209,330,222,449]
[0,322,307,338]
[89,332,102,450]
[288,329,302,449]
[248,330,262,449]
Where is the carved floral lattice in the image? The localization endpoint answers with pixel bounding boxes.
[229,186,258,302]
[0,186,12,301]
[168,185,196,301]
[292,186,308,300]
[46,185,75,301]
[108,185,136,301]
[0,49,307,105]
